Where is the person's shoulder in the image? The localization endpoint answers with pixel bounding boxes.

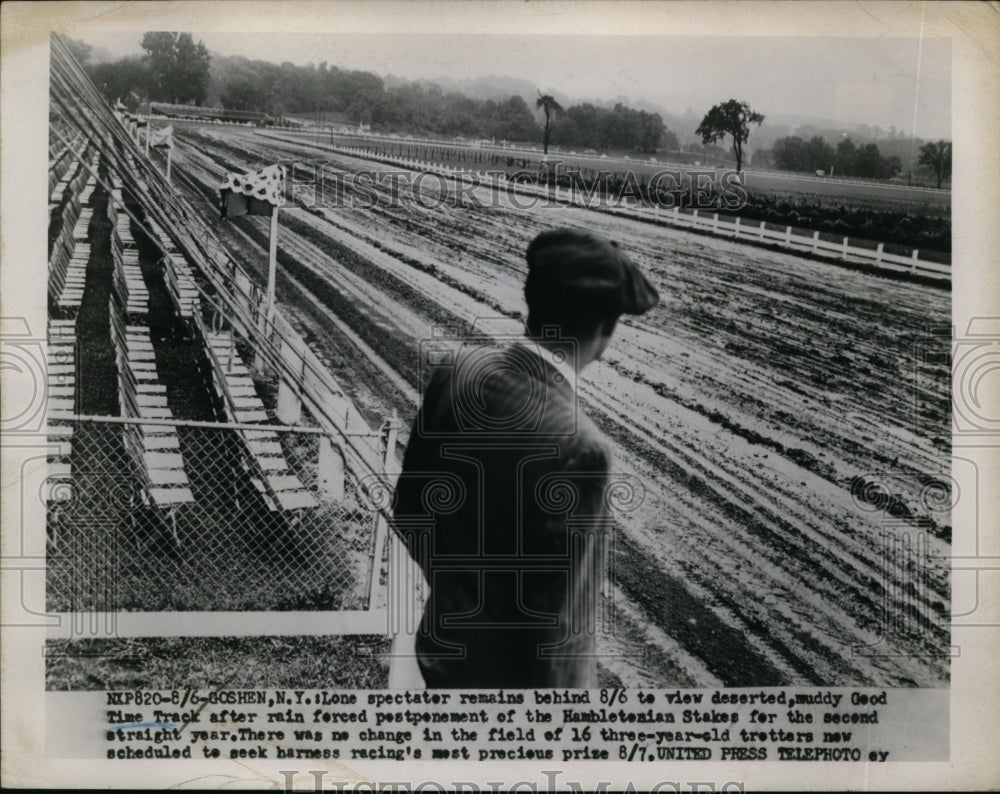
[563,411,611,471]
[451,343,543,404]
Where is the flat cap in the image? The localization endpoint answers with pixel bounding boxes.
[525,228,659,316]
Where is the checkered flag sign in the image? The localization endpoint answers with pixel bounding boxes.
[219,164,286,219]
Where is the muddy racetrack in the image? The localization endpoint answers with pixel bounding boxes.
[163,124,951,688]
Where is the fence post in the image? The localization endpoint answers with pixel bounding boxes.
[276,342,303,425]
[673,206,680,223]
[911,249,919,274]
[784,226,792,247]
[733,215,740,238]
[842,237,849,261]
[713,213,720,234]
[692,209,699,227]
[811,230,820,254]
[317,434,345,502]
[383,409,400,472]
[876,242,884,266]
[368,411,400,609]
[758,220,766,241]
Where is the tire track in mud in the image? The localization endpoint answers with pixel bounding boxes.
[180,127,952,676]
[586,388,948,685]
[170,127,952,686]
[174,131,767,684]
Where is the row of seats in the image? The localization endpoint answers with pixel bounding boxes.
[49,148,85,210]
[46,318,77,510]
[118,136,319,511]
[49,153,98,314]
[147,217,201,324]
[122,149,149,196]
[107,175,150,322]
[110,142,316,514]
[48,131,85,197]
[79,159,97,205]
[132,147,319,513]
[109,291,195,509]
[204,331,317,511]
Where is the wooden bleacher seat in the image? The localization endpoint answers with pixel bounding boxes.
[46,315,76,475]
[143,434,180,451]
[136,393,168,408]
[201,329,318,512]
[148,487,195,507]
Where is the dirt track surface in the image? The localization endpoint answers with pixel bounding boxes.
[166,125,951,687]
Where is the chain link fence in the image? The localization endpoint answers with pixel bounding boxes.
[46,417,384,613]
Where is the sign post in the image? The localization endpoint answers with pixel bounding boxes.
[265,207,279,329]
[218,163,286,366]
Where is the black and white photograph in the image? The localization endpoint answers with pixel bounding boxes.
[2,1,998,790]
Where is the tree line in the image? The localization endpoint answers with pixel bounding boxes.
[84,33,211,107]
[70,32,949,184]
[547,102,676,155]
[755,134,951,186]
[759,135,902,179]
[73,34,681,154]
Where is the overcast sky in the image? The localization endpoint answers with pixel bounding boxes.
[79,29,950,138]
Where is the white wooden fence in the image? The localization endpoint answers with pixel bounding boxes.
[261,131,950,284]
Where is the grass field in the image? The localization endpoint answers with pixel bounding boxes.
[46,636,391,690]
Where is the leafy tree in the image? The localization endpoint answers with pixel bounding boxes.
[773,136,808,171]
[661,129,680,153]
[773,134,900,179]
[881,155,902,180]
[549,102,668,154]
[696,99,765,172]
[88,57,149,106]
[854,143,884,179]
[634,109,666,154]
[141,32,211,105]
[835,138,857,176]
[221,78,268,111]
[918,140,952,188]
[536,92,563,155]
[487,95,540,142]
[805,135,834,173]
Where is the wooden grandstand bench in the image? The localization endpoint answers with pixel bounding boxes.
[202,328,318,512]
